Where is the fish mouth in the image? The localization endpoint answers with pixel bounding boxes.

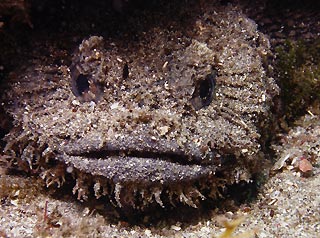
[56,138,245,209]
[57,147,223,209]
[60,139,221,185]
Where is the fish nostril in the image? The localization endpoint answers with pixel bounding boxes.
[122,63,129,79]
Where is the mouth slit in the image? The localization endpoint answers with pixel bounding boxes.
[68,149,205,166]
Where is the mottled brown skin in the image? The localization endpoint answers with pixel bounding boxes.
[2,3,278,209]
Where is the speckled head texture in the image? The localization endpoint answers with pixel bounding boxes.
[3,2,278,210]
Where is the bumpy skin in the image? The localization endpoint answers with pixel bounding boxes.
[3,4,278,209]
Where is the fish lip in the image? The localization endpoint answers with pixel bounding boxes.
[62,143,221,168]
[61,154,218,185]
[61,137,218,167]
[66,149,205,166]
[60,140,221,184]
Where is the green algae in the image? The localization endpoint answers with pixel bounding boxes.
[275,39,320,124]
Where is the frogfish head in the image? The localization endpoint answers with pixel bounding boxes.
[3,5,278,210]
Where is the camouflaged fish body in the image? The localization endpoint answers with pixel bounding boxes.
[3,6,278,209]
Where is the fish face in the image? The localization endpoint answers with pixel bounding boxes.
[3,6,278,209]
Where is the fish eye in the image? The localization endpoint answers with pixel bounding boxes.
[191,69,217,110]
[75,74,90,96]
[70,65,102,102]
